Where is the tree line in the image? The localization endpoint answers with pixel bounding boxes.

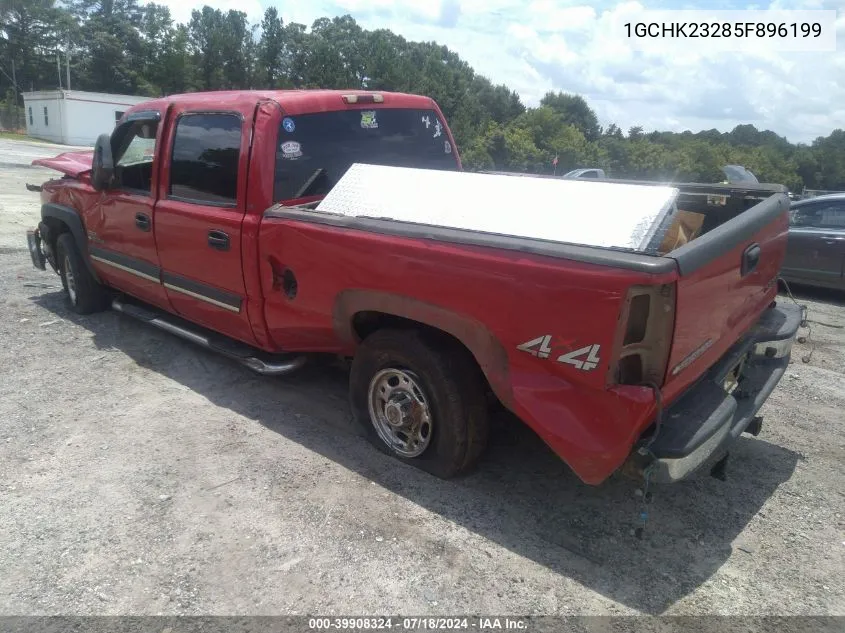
[2,0,844,191]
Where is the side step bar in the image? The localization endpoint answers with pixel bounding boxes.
[111,298,306,376]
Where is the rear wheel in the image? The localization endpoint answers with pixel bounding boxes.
[349,329,489,478]
[56,233,110,314]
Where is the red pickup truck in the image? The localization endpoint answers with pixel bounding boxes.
[25,89,800,486]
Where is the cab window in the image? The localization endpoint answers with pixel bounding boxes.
[114,120,158,194]
[169,113,242,207]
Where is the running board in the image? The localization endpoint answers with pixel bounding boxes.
[111,298,307,376]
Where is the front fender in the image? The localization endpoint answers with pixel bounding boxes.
[40,202,100,281]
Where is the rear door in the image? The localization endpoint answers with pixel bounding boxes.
[783,200,845,288]
[153,107,256,345]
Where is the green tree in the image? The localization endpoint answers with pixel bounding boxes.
[1,0,75,98]
[258,7,285,87]
[2,0,842,194]
[540,91,600,141]
[70,0,147,94]
[603,123,624,139]
[306,15,366,88]
[188,6,225,89]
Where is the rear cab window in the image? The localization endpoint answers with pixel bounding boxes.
[273,108,459,203]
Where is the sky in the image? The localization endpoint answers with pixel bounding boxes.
[154,0,845,144]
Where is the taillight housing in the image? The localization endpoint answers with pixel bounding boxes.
[608,284,676,387]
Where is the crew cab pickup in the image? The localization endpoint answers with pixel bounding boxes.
[25,89,800,485]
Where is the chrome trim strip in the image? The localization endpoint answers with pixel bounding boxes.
[90,255,160,283]
[163,282,241,313]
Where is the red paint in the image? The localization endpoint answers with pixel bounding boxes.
[32,89,787,485]
[662,216,788,403]
[256,218,677,483]
[33,150,94,177]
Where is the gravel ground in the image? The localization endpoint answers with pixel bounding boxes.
[0,138,843,616]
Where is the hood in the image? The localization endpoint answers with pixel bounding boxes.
[32,150,95,178]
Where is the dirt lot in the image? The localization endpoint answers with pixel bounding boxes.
[0,138,843,616]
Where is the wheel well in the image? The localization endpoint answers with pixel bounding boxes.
[39,217,71,270]
[351,311,495,397]
[41,216,70,248]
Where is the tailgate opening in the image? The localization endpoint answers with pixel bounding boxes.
[650,182,789,260]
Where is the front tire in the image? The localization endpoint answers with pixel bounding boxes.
[349,329,489,478]
[56,233,110,314]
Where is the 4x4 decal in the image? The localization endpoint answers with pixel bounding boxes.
[516,335,602,371]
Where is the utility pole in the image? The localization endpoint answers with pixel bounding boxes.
[11,60,17,103]
[57,52,62,89]
[66,39,71,91]
[11,59,19,128]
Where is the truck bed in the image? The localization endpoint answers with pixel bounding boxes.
[312,163,680,253]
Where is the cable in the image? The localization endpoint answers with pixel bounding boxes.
[638,381,664,457]
[778,277,814,363]
[779,277,808,325]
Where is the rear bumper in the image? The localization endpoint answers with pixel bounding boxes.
[628,301,802,484]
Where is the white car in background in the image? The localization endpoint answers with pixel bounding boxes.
[562,168,606,179]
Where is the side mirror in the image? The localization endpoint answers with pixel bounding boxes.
[91,133,114,191]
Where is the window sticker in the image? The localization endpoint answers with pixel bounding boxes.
[281,140,303,159]
[444,140,452,154]
[421,115,431,129]
[433,119,442,138]
[360,110,378,129]
[282,117,296,133]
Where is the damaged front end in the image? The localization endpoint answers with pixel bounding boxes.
[26,228,47,270]
[26,222,60,274]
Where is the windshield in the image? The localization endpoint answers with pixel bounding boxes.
[273,108,459,202]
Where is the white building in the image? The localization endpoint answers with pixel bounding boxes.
[22,90,153,146]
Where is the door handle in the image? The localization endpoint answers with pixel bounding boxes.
[822,237,845,244]
[741,243,761,277]
[135,213,151,232]
[207,229,230,251]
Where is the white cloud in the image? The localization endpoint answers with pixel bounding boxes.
[146,0,845,142]
[526,1,597,32]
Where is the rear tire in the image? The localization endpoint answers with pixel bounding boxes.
[349,328,489,478]
[56,233,110,314]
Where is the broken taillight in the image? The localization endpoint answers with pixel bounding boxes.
[608,284,676,387]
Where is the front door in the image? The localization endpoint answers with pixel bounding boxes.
[86,112,170,310]
[784,200,845,288]
[153,108,256,345]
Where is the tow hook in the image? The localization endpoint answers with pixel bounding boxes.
[744,416,764,437]
[710,453,729,481]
